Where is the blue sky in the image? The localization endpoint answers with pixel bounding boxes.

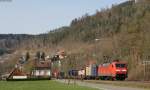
[0,0,127,34]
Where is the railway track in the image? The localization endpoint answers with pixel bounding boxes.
[84,80,150,89]
[85,80,150,84]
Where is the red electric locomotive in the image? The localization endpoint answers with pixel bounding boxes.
[98,60,127,80]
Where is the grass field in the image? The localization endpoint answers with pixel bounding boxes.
[0,80,98,90]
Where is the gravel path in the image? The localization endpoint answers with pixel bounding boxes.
[55,79,146,90]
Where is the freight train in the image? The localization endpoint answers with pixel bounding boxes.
[54,60,128,80]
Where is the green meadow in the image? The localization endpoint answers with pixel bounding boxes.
[0,80,98,90]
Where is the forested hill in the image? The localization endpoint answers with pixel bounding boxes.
[0,34,34,48]
[0,0,150,50]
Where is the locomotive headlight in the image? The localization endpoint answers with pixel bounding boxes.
[116,69,120,72]
[122,70,127,72]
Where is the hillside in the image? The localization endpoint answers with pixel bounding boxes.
[0,0,150,80]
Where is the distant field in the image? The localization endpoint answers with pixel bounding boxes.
[0,80,98,90]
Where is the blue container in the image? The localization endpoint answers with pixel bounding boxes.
[68,70,78,76]
[90,64,98,77]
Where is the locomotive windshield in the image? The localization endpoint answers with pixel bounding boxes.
[115,64,126,68]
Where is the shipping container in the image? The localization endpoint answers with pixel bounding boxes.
[91,64,98,77]
[68,70,78,77]
[85,66,90,76]
[80,69,85,76]
[85,64,98,79]
[78,69,85,79]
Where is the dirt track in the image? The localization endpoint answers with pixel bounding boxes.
[55,79,147,90]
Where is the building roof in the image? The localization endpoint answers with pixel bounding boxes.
[8,67,26,79]
[35,61,51,69]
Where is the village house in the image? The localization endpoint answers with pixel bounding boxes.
[31,60,51,79]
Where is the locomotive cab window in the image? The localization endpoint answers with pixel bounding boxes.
[115,64,126,68]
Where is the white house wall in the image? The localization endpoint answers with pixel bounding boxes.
[33,70,51,76]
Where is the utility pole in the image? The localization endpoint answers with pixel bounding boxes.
[67,55,72,85]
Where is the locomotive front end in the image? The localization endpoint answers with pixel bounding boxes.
[114,63,128,80]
